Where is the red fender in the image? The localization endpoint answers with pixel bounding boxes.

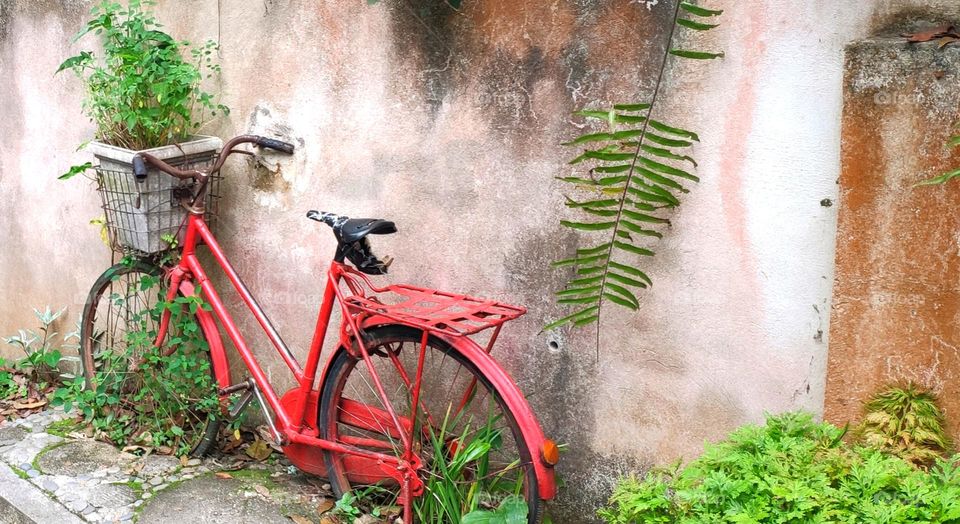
[429,330,557,501]
[178,280,232,389]
[334,317,557,501]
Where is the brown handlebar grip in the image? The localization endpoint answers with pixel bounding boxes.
[255,137,295,154]
[132,155,148,181]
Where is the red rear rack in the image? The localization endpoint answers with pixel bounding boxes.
[335,265,526,337]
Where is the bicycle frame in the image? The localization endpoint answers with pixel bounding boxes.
[154,212,558,504]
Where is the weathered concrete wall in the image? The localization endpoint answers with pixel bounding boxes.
[825,38,960,437]
[2,0,959,520]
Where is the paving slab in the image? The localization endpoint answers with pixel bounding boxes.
[0,427,28,448]
[0,409,340,523]
[0,462,83,524]
[137,473,319,524]
[36,440,134,476]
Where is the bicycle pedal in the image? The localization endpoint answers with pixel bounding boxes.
[228,388,256,420]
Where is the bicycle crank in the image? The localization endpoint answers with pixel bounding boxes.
[220,378,286,446]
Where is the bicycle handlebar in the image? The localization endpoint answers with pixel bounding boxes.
[255,136,295,154]
[132,134,295,181]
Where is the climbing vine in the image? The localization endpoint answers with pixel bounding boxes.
[548,1,723,337]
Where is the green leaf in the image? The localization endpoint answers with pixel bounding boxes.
[680,2,724,17]
[569,275,603,286]
[581,207,619,217]
[558,295,602,305]
[573,314,600,326]
[577,243,613,256]
[58,162,93,181]
[593,164,633,174]
[637,168,687,192]
[609,261,653,286]
[626,185,678,206]
[560,220,617,231]
[649,120,701,142]
[613,103,652,111]
[544,305,600,331]
[553,253,607,267]
[642,145,698,167]
[566,198,619,209]
[575,109,615,120]
[615,241,655,257]
[556,286,602,297]
[608,271,649,289]
[670,49,725,60]
[606,283,640,307]
[622,209,669,225]
[619,220,664,238]
[55,52,93,74]
[556,176,597,185]
[634,180,681,205]
[562,132,616,146]
[677,18,719,31]
[603,292,639,311]
[646,133,693,148]
[639,156,700,182]
[576,110,648,124]
[585,151,636,162]
[915,168,960,186]
[611,129,645,140]
[596,175,630,186]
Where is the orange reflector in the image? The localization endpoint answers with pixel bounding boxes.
[541,439,560,466]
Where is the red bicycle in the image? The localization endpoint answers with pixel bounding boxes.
[79,135,557,522]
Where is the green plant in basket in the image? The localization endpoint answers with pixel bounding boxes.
[57,0,228,179]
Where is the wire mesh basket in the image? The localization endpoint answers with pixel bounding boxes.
[95,157,221,255]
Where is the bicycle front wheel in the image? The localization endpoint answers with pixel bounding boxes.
[80,261,221,456]
[318,324,543,523]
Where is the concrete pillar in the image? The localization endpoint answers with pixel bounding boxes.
[826,36,960,436]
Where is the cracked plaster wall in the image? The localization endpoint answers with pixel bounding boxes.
[1,0,958,520]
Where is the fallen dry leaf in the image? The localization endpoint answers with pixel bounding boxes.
[317,498,334,514]
[122,445,150,455]
[215,472,233,479]
[180,455,190,467]
[903,24,957,42]
[246,438,273,461]
[222,431,244,453]
[319,518,336,524]
[254,485,270,497]
[938,36,959,48]
[13,399,46,410]
[288,516,313,524]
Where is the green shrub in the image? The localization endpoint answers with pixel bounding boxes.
[598,412,960,523]
[1,306,76,394]
[51,276,218,456]
[856,383,952,468]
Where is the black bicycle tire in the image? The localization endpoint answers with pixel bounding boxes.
[80,261,222,457]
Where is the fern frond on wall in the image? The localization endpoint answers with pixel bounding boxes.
[548,1,723,332]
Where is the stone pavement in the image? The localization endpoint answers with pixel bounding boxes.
[0,409,338,523]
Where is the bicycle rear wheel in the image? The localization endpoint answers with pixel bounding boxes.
[80,261,221,456]
[318,324,543,523]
